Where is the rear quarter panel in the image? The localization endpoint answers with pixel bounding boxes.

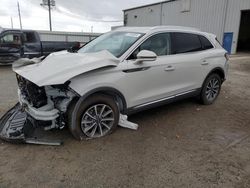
[201,48,228,84]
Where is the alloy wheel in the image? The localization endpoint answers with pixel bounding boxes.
[81,104,115,138]
[205,78,220,102]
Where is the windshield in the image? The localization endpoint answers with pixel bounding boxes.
[78,31,143,58]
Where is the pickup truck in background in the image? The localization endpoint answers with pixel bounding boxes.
[0,29,81,64]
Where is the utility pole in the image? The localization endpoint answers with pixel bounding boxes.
[48,0,52,31]
[17,1,22,29]
[10,17,13,29]
[41,0,55,31]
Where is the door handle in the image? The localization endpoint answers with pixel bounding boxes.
[165,66,175,71]
[201,60,209,65]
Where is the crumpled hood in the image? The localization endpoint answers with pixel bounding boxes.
[13,50,119,87]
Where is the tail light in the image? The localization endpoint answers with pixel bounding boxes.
[224,53,229,61]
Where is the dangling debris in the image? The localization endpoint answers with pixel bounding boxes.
[0,103,63,146]
[118,114,138,130]
[0,105,138,145]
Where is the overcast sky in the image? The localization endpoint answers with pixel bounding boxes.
[0,0,160,33]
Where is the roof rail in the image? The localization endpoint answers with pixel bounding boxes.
[151,25,201,31]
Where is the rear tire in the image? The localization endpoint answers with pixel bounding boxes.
[68,94,119,140]
[200,74,222,105]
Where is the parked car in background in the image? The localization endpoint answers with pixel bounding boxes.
[0,29,80,64]
[1,26,229,142]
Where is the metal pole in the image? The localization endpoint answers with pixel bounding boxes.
[48,0,52,31]
[17,1,22,29]
[160,2,163,25]
[11,17,13,29]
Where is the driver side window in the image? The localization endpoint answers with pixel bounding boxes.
[0,34,21,45]
[128,33,171,60]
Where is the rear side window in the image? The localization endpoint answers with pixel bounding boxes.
[23,32,37,43]
[199,36,214,50]
[171,33,202,54]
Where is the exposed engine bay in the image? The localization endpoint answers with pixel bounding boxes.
[17,75,78,130]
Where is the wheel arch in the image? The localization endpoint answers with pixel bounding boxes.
[200,67,225,96]
[69,87,127,140]
[83,87,127,113]
[206,67,226,82]
[199,67,224,105]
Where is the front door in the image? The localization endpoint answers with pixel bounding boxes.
[123,33,175,108]
[0,31,23,63]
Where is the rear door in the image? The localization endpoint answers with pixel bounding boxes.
[168,32,208,92]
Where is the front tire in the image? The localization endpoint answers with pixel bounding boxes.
[200,74,222,105]
[68,94,119,140]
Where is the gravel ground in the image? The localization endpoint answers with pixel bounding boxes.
[0,56,250,188]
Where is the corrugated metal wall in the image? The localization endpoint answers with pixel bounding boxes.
[225,0,250,54]
[38,31,100,44]
[124,0,226,43]
[161,0,227,43]
[124,0,250,54]
[124,4,162,26]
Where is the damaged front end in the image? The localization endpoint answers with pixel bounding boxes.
[17,75,77,130]
[0,51,138,144]
[0,74,78,145]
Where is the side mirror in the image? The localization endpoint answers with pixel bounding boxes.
[134,50,157,64]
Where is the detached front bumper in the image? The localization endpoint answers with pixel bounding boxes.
[0,103,30,142]
[0,88,68,144]
[0,103,63,145]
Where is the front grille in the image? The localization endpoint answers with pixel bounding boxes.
[0,56,18,63]
[16,75,48,108]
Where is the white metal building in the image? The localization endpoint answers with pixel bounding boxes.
[37,30,100,44]
[123,0,250,54]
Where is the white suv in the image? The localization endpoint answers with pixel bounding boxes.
[12,26,229,140]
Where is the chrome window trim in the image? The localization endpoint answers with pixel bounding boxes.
[122,31,215,62]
